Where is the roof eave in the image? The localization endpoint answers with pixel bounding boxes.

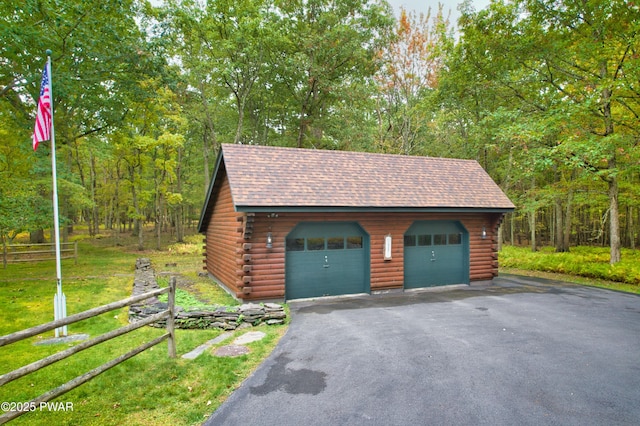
[197,147,226,233]
[235,206,515,214]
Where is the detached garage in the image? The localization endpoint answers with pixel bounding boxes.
[198,144,514,301]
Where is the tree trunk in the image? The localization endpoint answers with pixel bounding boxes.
[175,207,184,243]
[137,218,144,251]
[72,140,92,236]
[510,213,515,246]
[155,206,162,251]
[91,152,100,236]
[296,116,308,148]
[529,210,537,252]
[598,56,621,263]
[563,189,573,250]
[628,206,635,250]
[114,163,121,245]
[608,174,621,264]
[297,79,318,148]
[234,106,245,144]
[30,229,45,244]
[231,84,251,145]
[200,84,217,196]
[529,177,536,251]
[203,129,210,197]
[176,148,184,243]
[130,166,144,251]
[554,196,570,253]
[154,168,163,250]
[554,198,561,252]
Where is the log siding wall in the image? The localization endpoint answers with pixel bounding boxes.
[203,176,244,291]
[204,198,505,300]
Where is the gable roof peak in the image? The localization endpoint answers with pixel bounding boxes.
[216,143,514,211]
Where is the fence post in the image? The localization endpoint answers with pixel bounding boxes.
[167,277,176,358]
[2,242,6,269]
[74,241,78,264]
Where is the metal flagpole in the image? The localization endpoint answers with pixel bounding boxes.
[47,50,67,337]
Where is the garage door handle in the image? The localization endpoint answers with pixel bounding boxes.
[430,250,436,261]
[323,256,330,268]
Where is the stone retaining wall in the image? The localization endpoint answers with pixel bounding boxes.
[128,258,286,330]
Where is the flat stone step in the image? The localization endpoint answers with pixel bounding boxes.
[211,331,269,358]
[213,345,250,357]
[232,331,266,345]
[181,332,232,360]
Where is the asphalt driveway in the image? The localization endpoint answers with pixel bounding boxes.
[204,275,640,426]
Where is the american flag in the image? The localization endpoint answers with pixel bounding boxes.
[33,65,51,151]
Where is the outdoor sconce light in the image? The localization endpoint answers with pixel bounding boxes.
[266,232,273,249]
[481,226,487,240]
[383,234,392,260]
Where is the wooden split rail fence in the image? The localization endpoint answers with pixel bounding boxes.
[0,277,177,424]
[2,242,78,268]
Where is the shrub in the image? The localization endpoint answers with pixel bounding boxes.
[500,245,640,286]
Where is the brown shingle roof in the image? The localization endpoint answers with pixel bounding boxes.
[219,144,514,211]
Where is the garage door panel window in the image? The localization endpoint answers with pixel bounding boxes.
[405,233,462,247]
[286,238,305,251]
[307,237,325,251]
[403,235,416,247]
[418,235,432,246]
[434,234,447,245]
[328,237,345,250]
[448,233,462,245]
[346,236,363,249]
[287,235,364,252]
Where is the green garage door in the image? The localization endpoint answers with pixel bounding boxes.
[404,221,469,288]
[285,222,369,300]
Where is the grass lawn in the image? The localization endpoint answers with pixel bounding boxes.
[499,245,640,294]
[0,229,288,425]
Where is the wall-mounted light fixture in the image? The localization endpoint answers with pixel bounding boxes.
[383,234,392,260]
[266,232,273,249]
[481,226,487,240]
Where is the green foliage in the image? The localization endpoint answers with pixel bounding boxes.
[0,231,286,425]
[168,0,395,148]
[2,0,639,260]
[374,5,453,155]
[500,245,640,290]
[442,0,640,260]
[157,288,219,311]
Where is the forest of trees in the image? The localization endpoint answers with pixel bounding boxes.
[1,0,639,263]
